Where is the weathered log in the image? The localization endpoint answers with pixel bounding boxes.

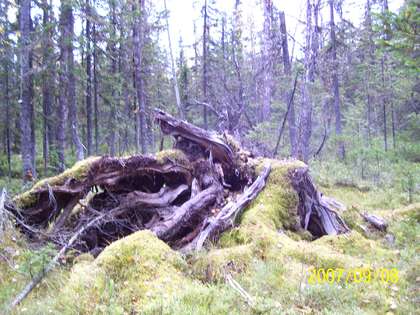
[152,160,223,242]
[152,182,222,242]
[361,212,388,232]
[155,109,235,166]
[116,184,188,210]
[49,195,81,234]
[189,163,271,251]
[289,167,349,237]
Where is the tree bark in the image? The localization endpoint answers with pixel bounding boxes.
[133,0,147,153]
[58,3,68,172]
[261,0,273,122]
[20,0,36,181]
[279,11,297,158]
[42,0,55,175]
[202,0,209,129]
[164,0,183,119]
[329,0,345,160]
[4,55,11,178]
[298,0,314,163]
[93,22,99,155]
[85,0,93,156]
[108,0,117,156]
[65,1,84,161]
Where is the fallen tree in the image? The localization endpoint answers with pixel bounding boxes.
[6,109,349,257]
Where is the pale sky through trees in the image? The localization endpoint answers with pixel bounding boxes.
[6,0,403,62]
[163,0,404,59]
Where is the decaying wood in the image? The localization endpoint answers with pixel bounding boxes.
[9,210,109,309]
[361,212,388,232]
[155,109,235,166]
[289,167,349,237]
[6,109,353,309]
[0,189,7,239]
[191,163,271,251]
[116,184,188,211]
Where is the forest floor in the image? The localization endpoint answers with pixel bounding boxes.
[0,153,418,314]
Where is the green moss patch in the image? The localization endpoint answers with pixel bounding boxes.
[13,157,100,209]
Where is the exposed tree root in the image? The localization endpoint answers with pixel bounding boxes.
[289,167,350,237]
[5,110,352,309]
[6,110,349,260]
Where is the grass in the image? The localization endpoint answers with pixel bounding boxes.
[0,157,418,314]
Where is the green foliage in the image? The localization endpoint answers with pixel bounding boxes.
[18,244,57,279]
[0,159,418,314]
[375,0,420,71]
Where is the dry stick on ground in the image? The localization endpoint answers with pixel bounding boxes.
[225,272,255,307]
[9,210,109,310]
[0,189,7,239]
[191,163,271,252]
[361,212,388,232]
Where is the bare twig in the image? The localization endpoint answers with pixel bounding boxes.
[0,188,7,239]
[225,272,255,307]
[8,211,108,310]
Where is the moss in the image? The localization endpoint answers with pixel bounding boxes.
[315,231,393,263]
[17,230,192,314]
[155,149,190,166]
[236,159,305,237]
[381,203,420,222]
[191,244,255,282]
[14,157,100,209]
[3,156,418,314]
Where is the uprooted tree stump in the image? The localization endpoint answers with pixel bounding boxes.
[6,109,350,258]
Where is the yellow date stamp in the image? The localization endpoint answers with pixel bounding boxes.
[308,268,399,285]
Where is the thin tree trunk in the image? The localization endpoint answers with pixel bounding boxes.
[391,103,396,149]
[279,11,297,158]
[4,58,11,178]
[164,0,183,119]
[365,0,374,142]
[298,0,314,163]
[42,0,55,175]
[133,0,147,153]
[93,22,99,155]
[261,0,273,122]
[85,0,93,156]
[19,0,36,181]
[65,2,84,161]
[202,0,209,129]
[329,0,345,159]
[273,73,298,157]
[108,0,117,156]
[381,57,388,151]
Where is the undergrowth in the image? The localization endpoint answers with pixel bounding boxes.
[0,157,418,314]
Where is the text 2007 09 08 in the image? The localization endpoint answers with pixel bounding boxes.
[308,268,399,284]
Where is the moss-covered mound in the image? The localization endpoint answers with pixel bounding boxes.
[1,158,418,314]
[14,157,101,209]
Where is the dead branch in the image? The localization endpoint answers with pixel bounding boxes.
[361,212,388,232]
[289,167,349,237]
[9,210,108,310]
[191,163,271,251]
[0,188,7,239]
[155,109,235,166]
